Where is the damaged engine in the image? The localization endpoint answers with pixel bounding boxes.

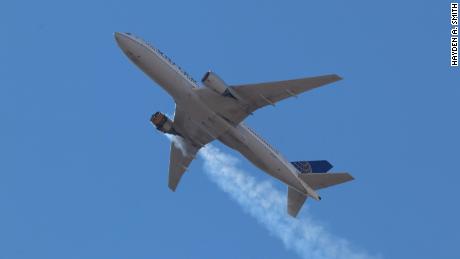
[150,112,180,136]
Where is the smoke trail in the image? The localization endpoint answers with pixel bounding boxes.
[199,145,380,259]
[164,134,188,156]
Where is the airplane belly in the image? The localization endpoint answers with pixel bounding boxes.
[219,132,270,172]
[219,125,306,194]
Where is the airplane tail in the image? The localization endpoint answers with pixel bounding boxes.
[298,172,354,191]
[291,160,333,173]
[287,169,354,217]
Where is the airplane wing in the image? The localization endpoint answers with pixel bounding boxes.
[167,105,216,191]
[195,74,342,124]
[168,137,199,191]
[232,74,342,113]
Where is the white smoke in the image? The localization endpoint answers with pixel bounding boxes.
[165,134,188,156]
[199,145,381,259]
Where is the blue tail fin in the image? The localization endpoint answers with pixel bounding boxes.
[291,160,333,173]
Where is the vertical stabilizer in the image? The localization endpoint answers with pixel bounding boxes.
[291,160,333,173]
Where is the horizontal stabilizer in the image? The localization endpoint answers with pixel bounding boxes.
[291,160,333,173]
[298,172,354,190]
[287,186,308,217]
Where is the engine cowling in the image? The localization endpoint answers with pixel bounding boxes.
[201,71,227,94]
[150,112,179,135]
[201,71,238,100]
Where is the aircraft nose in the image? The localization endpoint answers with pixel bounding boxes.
[114,32,142,62]
[114,32,120,39]
[114,32,134,45]
[114,32,124,44]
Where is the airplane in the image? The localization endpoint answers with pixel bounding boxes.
[114,32,354,217]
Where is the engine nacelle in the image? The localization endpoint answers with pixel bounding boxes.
[201,71,238,99]
[150,112,180,135]
[201,71,227,94]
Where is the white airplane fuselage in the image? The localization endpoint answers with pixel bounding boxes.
[114,32,318,198]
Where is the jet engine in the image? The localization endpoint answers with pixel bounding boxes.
[150,112,180,135]
[201,71,238,99]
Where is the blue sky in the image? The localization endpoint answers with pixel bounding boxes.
[1,0,459,258]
